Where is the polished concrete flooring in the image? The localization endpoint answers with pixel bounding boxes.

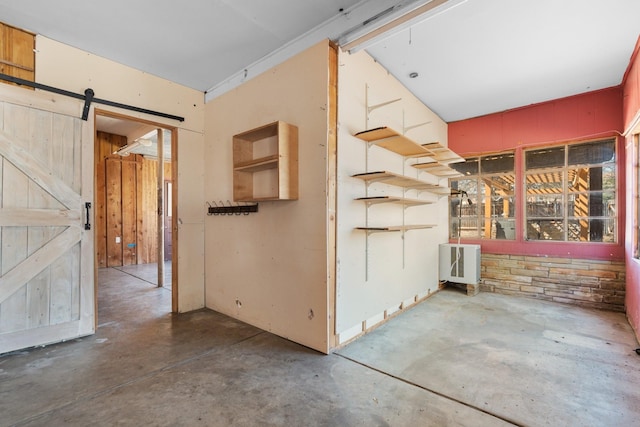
[1,267,639,426]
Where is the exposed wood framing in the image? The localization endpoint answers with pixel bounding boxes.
[95,130,171,268]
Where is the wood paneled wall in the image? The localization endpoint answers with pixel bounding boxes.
[0,22,35,84]
[95,131,171,268]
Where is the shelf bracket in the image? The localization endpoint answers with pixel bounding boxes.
[365,84,402,123]
[367,98,402,115]
[403,120,432,134]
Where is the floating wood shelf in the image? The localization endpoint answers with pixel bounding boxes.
[354,127,431,157]
[356,196,433,207]
[411,161,463,177]
[356,224,437,233]
[351,170,446,194]
[414,142,464,164]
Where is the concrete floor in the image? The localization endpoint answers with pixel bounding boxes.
[112,261,172,289]
[1,269,639,427]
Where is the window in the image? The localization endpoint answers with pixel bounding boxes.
[525,139,616,242]
[449,152,515,239]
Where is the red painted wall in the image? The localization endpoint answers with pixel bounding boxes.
[623,36,640,339]
[448,87,625,261]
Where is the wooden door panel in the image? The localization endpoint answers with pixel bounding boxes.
[0,83,93,354]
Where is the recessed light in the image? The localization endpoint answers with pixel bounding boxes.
[409,72,419,78]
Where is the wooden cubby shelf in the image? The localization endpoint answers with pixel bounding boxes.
[356,196,433,207]
[233,121,298,202]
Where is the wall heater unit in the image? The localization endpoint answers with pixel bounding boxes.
[439,243,480,285]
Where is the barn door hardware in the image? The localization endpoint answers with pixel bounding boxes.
[84,202,92,230]
[207,201,259,216]
[0,72,185,122]
[82,89,94,120]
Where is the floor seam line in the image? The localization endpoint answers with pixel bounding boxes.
[334,352,523,427]
[12,331,267,427]
[111,267,162,287]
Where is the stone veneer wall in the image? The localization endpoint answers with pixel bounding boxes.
[480,254,626,312]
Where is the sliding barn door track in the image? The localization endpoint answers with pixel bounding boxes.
[0,72,185,122]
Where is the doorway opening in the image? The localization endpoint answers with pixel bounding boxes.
[94,110,177,313]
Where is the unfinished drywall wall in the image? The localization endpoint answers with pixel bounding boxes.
[34,36,205,312]
[336,50,450,344]
[204,41,332,353]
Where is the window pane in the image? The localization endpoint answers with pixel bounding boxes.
[450,152,516,240]
[568,166,615,192]
[481,153,514,174]
[567,218,614,242]
[494,218,515,239]
[526,172,563,195]
[483,174,515,218]
[522,138,616,244]
[485,195,515,218]
[526,146,565,169]
[450,217,479,239]
[450,178,477,238]
[568,139,615,165]
[603,165,615,191]
[451,158,478,176]
[568,192,615,217]
[451,178,477,196]
[527,194,564,218]
[526,220,564,241]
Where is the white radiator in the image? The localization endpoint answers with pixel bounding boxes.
[439,243,480,285]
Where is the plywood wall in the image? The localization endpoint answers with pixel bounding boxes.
[204,41,333,353]
[95,131,171,268]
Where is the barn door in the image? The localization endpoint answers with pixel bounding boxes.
[0,83,94,354]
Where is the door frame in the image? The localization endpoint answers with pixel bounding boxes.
[94,109,178,313]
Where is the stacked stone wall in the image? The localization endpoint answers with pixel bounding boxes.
[480,254,625,312]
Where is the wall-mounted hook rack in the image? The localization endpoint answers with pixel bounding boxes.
[207,200,259,216]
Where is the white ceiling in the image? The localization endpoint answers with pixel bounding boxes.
[0,0,639,125]
[367,0,640,121]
